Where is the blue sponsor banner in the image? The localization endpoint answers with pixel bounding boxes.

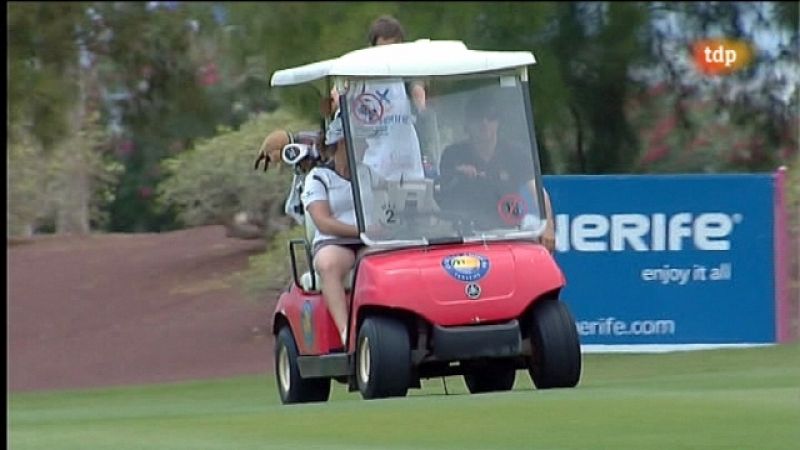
[543,174,776,345]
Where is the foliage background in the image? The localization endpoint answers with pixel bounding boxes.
[9,2,798,236]
[7,2,799,317]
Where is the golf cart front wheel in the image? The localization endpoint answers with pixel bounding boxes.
[275,326,331,404]
[526,299,582,389]
[356,316,411,400]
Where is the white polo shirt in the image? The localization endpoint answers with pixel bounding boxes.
[348,79,425,181]
[301,164,378,248]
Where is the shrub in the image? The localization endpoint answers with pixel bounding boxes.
[237,225,307,302]
[157,110,316,237]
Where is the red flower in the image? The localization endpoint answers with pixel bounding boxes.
[649,115,678,143]
[197,63,220,86]
[116,139,135,157]
[138,186,153,199]
[641,145,670,164]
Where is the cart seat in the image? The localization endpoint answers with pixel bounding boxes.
[299,213,355,293]
[300,270,354,293]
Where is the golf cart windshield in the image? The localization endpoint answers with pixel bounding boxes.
[339,73,547,247]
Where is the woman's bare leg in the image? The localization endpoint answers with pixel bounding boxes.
[314,245,356,346]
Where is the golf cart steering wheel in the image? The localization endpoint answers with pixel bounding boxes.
[434,209,489,235]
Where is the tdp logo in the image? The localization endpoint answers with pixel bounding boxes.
[692,38,755,75]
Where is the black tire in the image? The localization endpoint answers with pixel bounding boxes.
[463,361,516,394]
[526,299,582,389]
[356,316,411,400]
[275,327,331,404]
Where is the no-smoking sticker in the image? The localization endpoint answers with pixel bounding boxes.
[351,93,384,125]
[497,193,527,225]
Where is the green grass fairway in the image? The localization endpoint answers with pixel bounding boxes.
[10,344,800,450]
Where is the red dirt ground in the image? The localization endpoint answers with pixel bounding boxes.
[8,226,279,392]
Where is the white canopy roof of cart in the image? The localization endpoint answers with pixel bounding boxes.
[270,39,536,86]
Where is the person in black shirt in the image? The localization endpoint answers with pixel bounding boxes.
[436,93,556,252]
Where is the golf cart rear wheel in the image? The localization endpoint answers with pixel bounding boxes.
[463,361,516,394]
[275,327,331,404]
[526,299,582,389]
[356,316,411,400]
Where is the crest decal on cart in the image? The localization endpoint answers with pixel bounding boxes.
[442,253,490,282]
[301,300,314,347]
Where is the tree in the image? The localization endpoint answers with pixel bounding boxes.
[8,2,85,149]
[8,2,120,235]
[8,124,48,236]
[85,2,223,231]
[632,1,799,172]
[419,2,649,174]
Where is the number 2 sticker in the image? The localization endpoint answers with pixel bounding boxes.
[381,203,397,225]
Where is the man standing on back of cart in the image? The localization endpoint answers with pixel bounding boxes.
[330,15,427,181]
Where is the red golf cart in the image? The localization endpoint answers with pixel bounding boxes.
[269,40,581,403]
